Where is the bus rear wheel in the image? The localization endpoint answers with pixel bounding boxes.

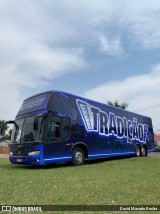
[72,148,85,166]
[135,145,141,157]
[141,145,147,157]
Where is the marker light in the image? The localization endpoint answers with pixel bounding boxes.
[28,151,40,156]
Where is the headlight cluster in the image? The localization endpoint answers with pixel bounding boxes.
[28,151,40,156]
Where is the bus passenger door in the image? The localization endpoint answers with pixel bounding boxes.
[44,116,71,163]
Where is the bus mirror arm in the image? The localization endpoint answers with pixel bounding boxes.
[0,121,18,142]
[0,120,17,135]
[34,116,39,131]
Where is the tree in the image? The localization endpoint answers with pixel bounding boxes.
[0,119,9,142]
[107,100,128,109]
[0,119,9,135]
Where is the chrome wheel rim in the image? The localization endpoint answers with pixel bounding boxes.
[136,146,140,156]
[74,151,83,163]
[142,147,145,156]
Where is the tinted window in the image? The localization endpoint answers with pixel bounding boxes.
[11,117,45,143]
[47,117,70,142]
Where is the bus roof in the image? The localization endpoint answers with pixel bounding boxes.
[20,90,151,119]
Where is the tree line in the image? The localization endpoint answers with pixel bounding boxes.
[107,100,128,109]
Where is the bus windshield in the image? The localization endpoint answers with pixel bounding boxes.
[11,116,44,143]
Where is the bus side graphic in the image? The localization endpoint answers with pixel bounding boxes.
[76,99,148,144]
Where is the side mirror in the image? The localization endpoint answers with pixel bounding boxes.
[0,120,15,135]
[34,116,39,130]
[33,113,47,130]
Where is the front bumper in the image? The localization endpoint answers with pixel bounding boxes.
[9,154,44,165]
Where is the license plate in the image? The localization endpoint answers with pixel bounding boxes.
[17,159,22,162]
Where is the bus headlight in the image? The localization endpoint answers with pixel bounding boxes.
[28,151,40,156]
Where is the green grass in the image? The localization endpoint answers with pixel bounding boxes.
[0,156,160,213]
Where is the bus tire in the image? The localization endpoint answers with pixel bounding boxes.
[141,145,147,157]
[135,145,141,157]
[72,147,85,166]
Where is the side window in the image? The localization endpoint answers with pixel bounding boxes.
[47,117,70,141]
[47,118,60,141]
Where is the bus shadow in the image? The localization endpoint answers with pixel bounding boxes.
[7,162,72,170]
[7,155,135,170]
[85,155,134,165]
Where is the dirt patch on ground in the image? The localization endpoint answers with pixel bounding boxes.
[0,154,9,158]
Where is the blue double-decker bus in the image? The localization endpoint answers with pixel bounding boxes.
[1,90,154,166]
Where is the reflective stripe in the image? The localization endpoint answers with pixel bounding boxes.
[44,156,72,161]
[89,152,135,157]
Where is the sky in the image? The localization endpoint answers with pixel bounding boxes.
[0,0,160,133]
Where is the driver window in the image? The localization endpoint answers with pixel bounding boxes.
[47,121,60,140]
[47,117,70,142]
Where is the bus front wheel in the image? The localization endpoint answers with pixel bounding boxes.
[72,148,85,166]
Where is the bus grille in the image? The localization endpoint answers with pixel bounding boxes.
[12,146,27,156]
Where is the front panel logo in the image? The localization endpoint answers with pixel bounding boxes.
[19,97,46,112]
[76,99,148,143]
